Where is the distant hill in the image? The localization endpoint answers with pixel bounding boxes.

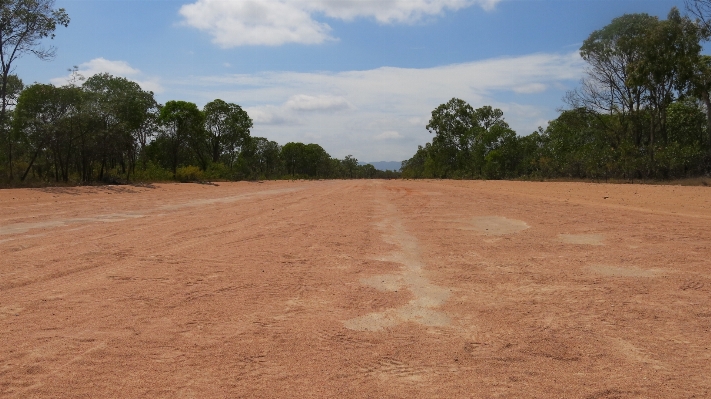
[360,161,403,171]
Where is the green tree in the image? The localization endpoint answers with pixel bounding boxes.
[689,55,711,156]
[426,98,475,177]
[13,83,80,182]
[203,99,252,165]
[0,0,69,181]
[342,154,358,178]
[281,141,305,176]
[238,137,282,179]
[469,105,518,178]
[157,100,203,177]
[571,8,705,163]
[82,73,157,180]
[401,144,430,178]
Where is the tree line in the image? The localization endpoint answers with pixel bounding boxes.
[1,72,399,184]
[402,7,711,180]
[4,2,711,185]
[0,0,399,186]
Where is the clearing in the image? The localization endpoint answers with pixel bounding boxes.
[1,180,710,398]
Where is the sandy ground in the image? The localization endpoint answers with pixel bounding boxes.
[0,180,710,398]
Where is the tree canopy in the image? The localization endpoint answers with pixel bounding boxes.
[402,7,711,180]
[0,0,69,181]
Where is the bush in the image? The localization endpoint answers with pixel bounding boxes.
[175,165,204,182]
[133,162,173,182]
[205,162,230,180]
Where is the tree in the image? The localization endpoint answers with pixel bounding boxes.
[469,105,518,177]
[82,73,158,180]
[239,136,281,179]
[342,155,358,178]
[570,8,706,163]
[13,83,80,182]
[570,12,658,152]
[157,100,203,177]
[0,0,69,180]
[203,99,252,165]
[426,98,475,177]
[690,55,711,156]
[687,0,711,31]
[281,142,305,177]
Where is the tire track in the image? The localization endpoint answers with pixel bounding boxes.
[344,187,451,331]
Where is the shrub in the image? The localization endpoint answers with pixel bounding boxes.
[175,165,204,182]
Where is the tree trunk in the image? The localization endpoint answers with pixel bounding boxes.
[21,147,43,182]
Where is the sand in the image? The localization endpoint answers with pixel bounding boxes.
[1,180,710,398]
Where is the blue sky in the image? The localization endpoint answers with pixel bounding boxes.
[19,0,689,161]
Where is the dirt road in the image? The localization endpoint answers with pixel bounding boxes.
[1,180,710,398]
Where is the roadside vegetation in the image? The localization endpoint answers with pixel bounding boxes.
[402,6,711,181]
[2,2,711,186]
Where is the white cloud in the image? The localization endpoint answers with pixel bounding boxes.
[512,83,547,94]
[375,131,404,140]
[179,0,501,47]
[179,0,333,47]
[244,94,351,127]
[50,58,164,93]
[309,0,499,23]
[247,105,295,125]
[169,52,584,160]
[284,94,351,111]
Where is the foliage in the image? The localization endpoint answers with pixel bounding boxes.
[0,0,69,182]
[7,6,711,186]
[402,8,711,181]
[402,99,521,179]
[175,165,204,182]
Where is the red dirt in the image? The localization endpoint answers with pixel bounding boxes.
[1,180,710,398]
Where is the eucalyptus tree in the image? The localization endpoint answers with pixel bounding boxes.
[424,99,518,178]
[627,8,704,149]
[426,98,475,177]
[341,154,358,178]
[82,73,158,180]
[687,55,711,158]
[13,83,80,182]
[469,105,518,177]
[568,12,658,149]
[240,136,281,178]
[203,99,252,166]
[281,141,305,176]
[157,100,204,177]
[570,8,706,161]
[0,0,69,180]
[304,143,331,177]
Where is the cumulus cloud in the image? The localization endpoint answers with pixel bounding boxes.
[171,52,584,160]
[50,58,164,93]
[179,0,501,47]
[179,0,332,47]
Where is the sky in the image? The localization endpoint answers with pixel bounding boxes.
[18,0,691,161]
